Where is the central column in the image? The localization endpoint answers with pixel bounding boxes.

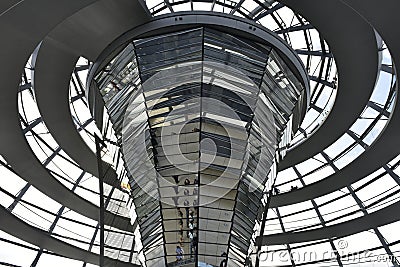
[91,16,308,267]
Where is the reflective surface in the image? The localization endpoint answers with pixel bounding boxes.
[2,1,400,267]
[94,26,306,266]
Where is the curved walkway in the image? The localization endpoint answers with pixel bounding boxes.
[33,0,150,187]
[270,107,400,208]
[278,0,379,171]
[0,0,132,233]
[33,37,120,188]
[257,200,400,245]
[0,206,137,267]
[270,0,400,208]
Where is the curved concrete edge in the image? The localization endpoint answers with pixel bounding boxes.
[89,81,105,135]
[32,0,150,188]
[257,200,400,246]
[44,0,151,134]
[270,106,400,208]
[0,0,132,233]
[0,0,21,14]
[44,0,150,61]
[33,36,120,188]
[340,2,400,69]
[0,206,138,267]
[270,0,400,209]
[278,0,379,171]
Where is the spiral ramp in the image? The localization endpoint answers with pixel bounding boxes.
[0,0,399,266]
